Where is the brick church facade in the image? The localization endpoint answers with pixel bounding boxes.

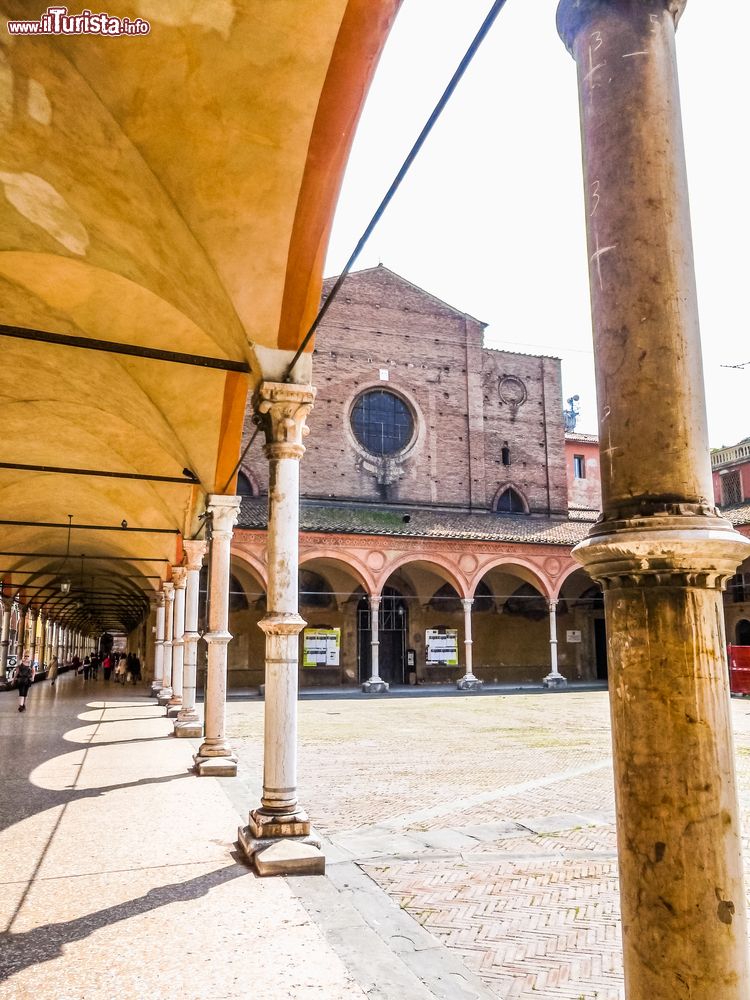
[223,267,750,688]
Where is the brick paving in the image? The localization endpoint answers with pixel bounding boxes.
[228,692,750,1000]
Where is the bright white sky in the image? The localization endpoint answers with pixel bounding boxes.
[325,0,749,447]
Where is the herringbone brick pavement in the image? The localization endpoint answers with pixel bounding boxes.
[228,692,750,1000]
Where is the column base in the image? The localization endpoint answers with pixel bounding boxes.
[150,681,161,697]
[167,694,182,707]
[456,675,483,692]
[543,672,568,689]
[166,705,181,718]
[361,678,389,693]
[156,687,173,706]
[238,809,324,876]
[174,719,203,738]
[193,752,238,777]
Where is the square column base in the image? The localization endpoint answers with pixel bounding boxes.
[166,705,181,718]
[193,753,238,776]
[156,688,172,706]
[457,675,483,692]
[543,672,567,689]
[174,719,202,738]
[238,828,324,876]
[361,679,389,693]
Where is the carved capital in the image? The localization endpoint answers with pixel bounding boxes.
[207,494,241,537]
[171,567,187,589]
[258,612,307,637]
[557,0,686,56]
[254,381,315,461]
[163,582,175,603]
[154,591,166,609]
[574,515,750,591]
[182,538,207,573]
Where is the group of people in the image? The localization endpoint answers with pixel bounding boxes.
[10,647,143,713]
[80,651,141,684]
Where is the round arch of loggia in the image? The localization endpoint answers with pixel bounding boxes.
[469,557,554,602]
[375,554,470,601]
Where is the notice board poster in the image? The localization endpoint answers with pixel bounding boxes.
[303,628,341,668]
[425,628,459,666]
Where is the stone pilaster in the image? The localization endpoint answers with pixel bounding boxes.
[239,381,323,875]
[194,495,241,775]
[27,610,38,668]
[558,1,750,995]
[174,540,207,738]
[157,582,175,705]
[362,595,388,693]
[167,567,187,711]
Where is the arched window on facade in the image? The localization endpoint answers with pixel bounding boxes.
[495,486,526,514]
[736,619,750,646]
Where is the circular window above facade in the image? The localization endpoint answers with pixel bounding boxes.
[351,389,414,456]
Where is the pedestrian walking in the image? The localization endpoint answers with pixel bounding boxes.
[102,654,112,682]
[83,655,91,681]
[131,653,142,685]
[48,654,59,686]
[15,652,35,712]
[115,654,127,685]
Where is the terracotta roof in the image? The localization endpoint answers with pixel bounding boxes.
[237,498,592,547]
[565,433,599,444]
[720,502,750,527]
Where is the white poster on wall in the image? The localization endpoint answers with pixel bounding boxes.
[303,628,341,668]
[425,628,459,666]
[566,630,582,644]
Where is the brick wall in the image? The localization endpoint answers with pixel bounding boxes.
[242,266,568,514]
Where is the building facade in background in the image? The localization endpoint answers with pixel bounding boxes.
[216,268,750,689]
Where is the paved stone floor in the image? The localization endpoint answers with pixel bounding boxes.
[4,677,750,1000]
[227,689,750,1000]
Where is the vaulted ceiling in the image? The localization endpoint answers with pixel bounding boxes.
[0,0,401,633]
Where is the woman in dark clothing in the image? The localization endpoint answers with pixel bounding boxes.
[15,653,35,712]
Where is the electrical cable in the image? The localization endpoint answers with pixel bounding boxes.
[218,0,510,498]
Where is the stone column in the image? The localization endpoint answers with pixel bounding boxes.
[56,624,65,663]
[0,599,10,679]
[151,592,166,693]
[28,610,38,667]
[557,2,750,996]
[16,607,27,658]
[193,495,240,775]
[157,583,175,705]
[174,540,207,738]
[38,617,47,671]
[362,595,388,693]
[239,382,324,875]
[457,597,482,691]
[543,599,566,688]
[167,568,187,712]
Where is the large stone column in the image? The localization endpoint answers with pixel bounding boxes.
[194,495,240,776]
[557,2,750,996]
[362,594,388,693]
[151,592,166,693]
[28,610,38,667]
[457,597,482,691]
[174,540,207,738]
[167,568,187,713]
[0,599,10,679]
[157,582,175,705]
[17,607,27,658]
[56,624,64,663]
[239,382,324,876]
[543,599,566,688]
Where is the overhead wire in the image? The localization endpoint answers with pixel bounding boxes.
[218,0,511,499]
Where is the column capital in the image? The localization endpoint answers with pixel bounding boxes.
[163,581,175,602]
[254,381,316,460]
[171,566,187,589]
[207,494,241,536]
[182,538,207,572]
[369,594,382,610]
[556,0,686,56]
[574,518,750,590]
[154,590,165,609]
[461,597,474,613]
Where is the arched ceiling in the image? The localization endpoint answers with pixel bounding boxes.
[0,0,401,633]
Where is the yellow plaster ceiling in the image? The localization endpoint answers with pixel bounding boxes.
[0,0,401,631]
